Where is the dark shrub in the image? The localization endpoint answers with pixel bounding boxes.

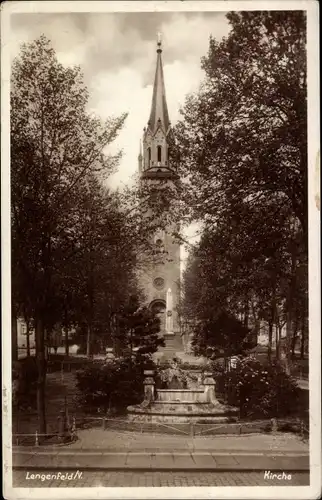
[192,311,256,358]
[12,357,39,410]
[214,356,300,419]
[75,355,152,412]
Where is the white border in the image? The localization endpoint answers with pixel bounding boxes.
[1,1,321,499]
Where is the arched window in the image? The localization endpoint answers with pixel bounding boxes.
[157,145,162,163]
[150,299,166,332]
[147,147,151,166]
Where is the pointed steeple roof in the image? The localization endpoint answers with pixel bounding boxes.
[147,34,170,135]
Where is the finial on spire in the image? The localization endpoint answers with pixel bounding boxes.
[157,32,162,52]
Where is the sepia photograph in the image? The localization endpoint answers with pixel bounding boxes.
[1,1,320,499]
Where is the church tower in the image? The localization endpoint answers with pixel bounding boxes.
[137,36,182,354]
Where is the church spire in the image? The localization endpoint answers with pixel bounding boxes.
[138,140,143,173]
[147,33,170,135]
[141,35,177,179]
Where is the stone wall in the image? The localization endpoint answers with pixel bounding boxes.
[157,389,206,403]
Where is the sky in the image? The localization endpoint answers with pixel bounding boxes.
[10,11,231,187]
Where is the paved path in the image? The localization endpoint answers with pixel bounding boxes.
[12,469,309,487]
[12,449,309,472]
[12,431,309,482]
[60,429,310,453]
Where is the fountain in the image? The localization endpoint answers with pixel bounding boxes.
[127,362,238,424]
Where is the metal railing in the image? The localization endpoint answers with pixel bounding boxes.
[12,414,309,446]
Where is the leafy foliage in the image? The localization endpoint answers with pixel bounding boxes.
[10,35,128,432]
[191,310,255,359]
[177,12,308,367]
[214,356,300,419]
[175,11,306,235]
[11,36,127,333]
[75,357,149,412]
[116,295,165,356]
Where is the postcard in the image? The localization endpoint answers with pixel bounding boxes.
[1,1,320,499]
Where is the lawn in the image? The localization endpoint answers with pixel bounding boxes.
[13,371,83,437]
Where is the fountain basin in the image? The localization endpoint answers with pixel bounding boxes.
[156,389,205,403]
[127,412,237,423]
[127,400,238,423]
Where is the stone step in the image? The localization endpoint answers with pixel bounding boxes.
[163,335,183,346]
[162,347,183,352]
[159,335,184,358]
[164,338,182,344]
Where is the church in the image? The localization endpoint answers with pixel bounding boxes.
[137,36,183,356]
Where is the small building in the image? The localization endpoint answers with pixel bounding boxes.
[16,317,35,350]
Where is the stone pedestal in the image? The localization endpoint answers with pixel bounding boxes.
[203,371,217,405]
[142,370,155,406]
[165,288,173,334]
[105,347,115,363]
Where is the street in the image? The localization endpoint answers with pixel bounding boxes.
[13,470,309,487]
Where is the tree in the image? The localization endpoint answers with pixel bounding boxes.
[117,295,165,357]
[58,175,139,357]
[11,36,126,433]
[175,11,306,237]
[183,210,306,366]
[175,11,307,369]
[191,310,254,361]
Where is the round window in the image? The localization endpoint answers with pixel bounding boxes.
[153,277,165,290]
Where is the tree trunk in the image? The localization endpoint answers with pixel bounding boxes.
[64,327,69,357]
[268,321,273,362]
[250,300,260,345]
[284,312,292,375]
[267,289,276,363]
[26,321,30,357]
[284,250,297,375]
[300,315,306,359]
[114,315,122,358]
[243,298,249,328]
[130,328,133,357]
[12,306,18,362]
[86,324,91,357]
[291,318,299,359]
[35,317,46,434]
[275,325,280,361]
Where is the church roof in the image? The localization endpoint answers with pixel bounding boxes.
[147,37,170,135]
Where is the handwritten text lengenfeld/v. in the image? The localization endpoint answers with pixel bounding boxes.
[26,471,83,481]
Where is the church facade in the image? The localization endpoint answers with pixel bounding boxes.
[137,38,182,352]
